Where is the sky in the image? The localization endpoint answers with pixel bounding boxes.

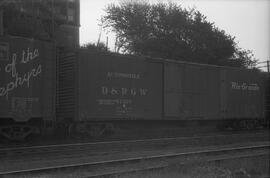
[80,0,270,70]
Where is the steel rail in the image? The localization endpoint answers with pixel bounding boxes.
[0,130,268,153]
[1,142,269,176]
[88,152,268,178]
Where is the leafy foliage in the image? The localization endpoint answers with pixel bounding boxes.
[103,0,257,68]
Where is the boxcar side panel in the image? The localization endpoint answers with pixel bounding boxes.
[164,62,221,120]
[223,69,265,119]
[0,36,56,121]
[205,66,222,119]
[78,51,163,120]
[182,64,207,118]
[164,63,182,117]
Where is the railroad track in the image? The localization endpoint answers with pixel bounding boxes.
[0,131,269,175]
[1,142,269,177]
[1,129,268,149]
[1,130,268,155]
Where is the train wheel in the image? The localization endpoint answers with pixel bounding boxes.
[75,123,108,138]
[246,120,255,130]
[239,120,247,130]
[87,123,108,138]
[0,125,40,140]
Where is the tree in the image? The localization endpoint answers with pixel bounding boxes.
[103,0,257,68]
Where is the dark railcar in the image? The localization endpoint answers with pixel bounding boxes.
[0,36,56,139]
[56,48,267,136]
[57,50,163,123]
[222,68,265,119]
[58,50,266,125]
[163,59,265,128]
